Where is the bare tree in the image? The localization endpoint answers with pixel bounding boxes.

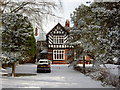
[1,0,62,30]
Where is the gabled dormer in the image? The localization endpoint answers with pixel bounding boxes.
[46,23,72,48]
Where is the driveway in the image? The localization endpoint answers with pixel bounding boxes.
[1,64,109,88]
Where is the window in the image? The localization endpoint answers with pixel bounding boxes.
[53,50,65,60]
[53,36,64,44]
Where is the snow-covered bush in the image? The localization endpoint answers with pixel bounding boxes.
[87,68,119,87]
[102,74,119,87]
[89,68,109,81]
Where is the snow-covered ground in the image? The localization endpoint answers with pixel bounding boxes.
[76,64,93,67]
[0,68,2,89]
[1,64,113,88]
[77,64,119,76]
[101,64,119,76]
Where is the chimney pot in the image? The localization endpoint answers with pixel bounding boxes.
[65,19,70,27]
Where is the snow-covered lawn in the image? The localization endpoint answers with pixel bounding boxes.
[76,64,93,67]
[1,64,113,88]
[76,64,119,76]
[75,64,119,87]
[101,64,119,76]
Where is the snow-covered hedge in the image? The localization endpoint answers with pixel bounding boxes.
[88,68,109,81]
[102,74,119,87]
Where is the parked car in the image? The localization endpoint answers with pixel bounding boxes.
[37,59,51,73]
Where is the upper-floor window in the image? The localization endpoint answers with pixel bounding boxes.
[53,35,64,44]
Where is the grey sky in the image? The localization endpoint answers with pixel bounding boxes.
[43,0,93,33]
[16,0,93,33]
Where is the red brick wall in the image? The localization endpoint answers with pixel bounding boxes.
[48,49,92,64]
[48,49,53,61]
[79,56,92,64]
[53,61,67,64]
[64,49,69,64]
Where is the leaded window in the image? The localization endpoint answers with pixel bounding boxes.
[53,50,65,60]
[53,35,64,44]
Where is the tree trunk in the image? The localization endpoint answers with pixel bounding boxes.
[118,65,120,88]
[0,61,2,69]
[12,62,16,77]
[83,56,86,74]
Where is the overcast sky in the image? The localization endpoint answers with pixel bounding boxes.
[43,0,93,33]
[62,0,92,20]
[43,0,93,32]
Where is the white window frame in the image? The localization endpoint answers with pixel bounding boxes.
[53,50,65,60]
[53,35,64,44]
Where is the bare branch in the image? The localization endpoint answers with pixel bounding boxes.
[11,2,30,13]
[1,0,11,13]
[1,0,63,30]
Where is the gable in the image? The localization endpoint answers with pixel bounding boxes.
[46,23,69,36]
[46,23,74,49]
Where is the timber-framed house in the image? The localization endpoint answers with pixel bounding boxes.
[46,23,73,64]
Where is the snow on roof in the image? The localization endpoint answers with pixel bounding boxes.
[40,49,48,53]
[35,31,46,41]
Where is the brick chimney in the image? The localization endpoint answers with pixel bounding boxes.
[65,19,70,27]
[35,28,38,36]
